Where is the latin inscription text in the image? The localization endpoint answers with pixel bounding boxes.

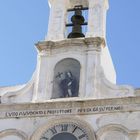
[4,105,123,118]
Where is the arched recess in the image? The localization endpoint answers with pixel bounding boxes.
[52,58,81,99]
[0,129,28,140]
[31,116,96,140]
[96,124,130,140]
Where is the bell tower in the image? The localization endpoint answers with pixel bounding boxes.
[0,1,137,140]
[31,0,134,101]
[45,0,116,86]
[46,0,109,41]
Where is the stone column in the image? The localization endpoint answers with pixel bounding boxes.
[32,43,54,101]
[86,0,109,38]
[84,39,102,98]
[46,0,70,41]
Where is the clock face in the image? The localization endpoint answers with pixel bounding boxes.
[40,123,89,140]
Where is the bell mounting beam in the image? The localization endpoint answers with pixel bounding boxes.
[66,22,88,27]
[67,7,89,12]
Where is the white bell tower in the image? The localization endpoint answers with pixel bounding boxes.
[31,0,134,101]
[0,1,137,140]
[0,0,134,103]
[45,0,116,83]
[47,0,109,41]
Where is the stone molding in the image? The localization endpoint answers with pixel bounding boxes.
[30,116,96,140]
[96,124,140,140]
[35,37,105,52]
[0,96,140,119]
[98,69,134,98]
[0,129,28,140]
[1,72,36,104]
[135,89,140,96]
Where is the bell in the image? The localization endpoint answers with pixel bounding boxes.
[68,6,85,38]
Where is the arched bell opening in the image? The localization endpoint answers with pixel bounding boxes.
[52,58,81,99]
[66,5,88,38]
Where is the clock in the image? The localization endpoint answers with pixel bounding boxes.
[31,117,95,140]
[40,123,88,140]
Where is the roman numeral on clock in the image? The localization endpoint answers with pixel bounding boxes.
[72,126,78,133]
[78,133,86,139]
[61,124,68,131]
[50,127,57,135]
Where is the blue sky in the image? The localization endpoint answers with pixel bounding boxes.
[0,0,140,88]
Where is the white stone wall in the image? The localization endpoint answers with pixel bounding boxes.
[0,1,139,140]
[0,97,140,140]
[0,105,140,140]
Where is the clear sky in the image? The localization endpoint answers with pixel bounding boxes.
[0,0,140,88]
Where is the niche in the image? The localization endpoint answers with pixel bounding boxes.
[52,58,81,99]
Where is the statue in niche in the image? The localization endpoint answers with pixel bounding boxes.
[55,71,77,98]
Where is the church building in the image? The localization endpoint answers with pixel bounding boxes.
[0,0,140,140]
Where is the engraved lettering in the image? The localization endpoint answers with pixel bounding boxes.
[3,105,124,118]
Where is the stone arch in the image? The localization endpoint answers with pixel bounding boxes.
[31,116,96,140]
[87,3,102,36]
[96,124,130,140]
[0,129,28,140]
[52,58,81,99]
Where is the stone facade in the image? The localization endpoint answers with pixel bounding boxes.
[0,97,140,140]
[0,0,140,140]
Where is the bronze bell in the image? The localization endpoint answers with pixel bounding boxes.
[68,6,85,38]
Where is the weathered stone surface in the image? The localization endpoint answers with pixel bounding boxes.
[0,97,140,140]
[0,97,140,119]
[0,0,140,140]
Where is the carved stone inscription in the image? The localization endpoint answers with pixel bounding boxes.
[2,105,123,119]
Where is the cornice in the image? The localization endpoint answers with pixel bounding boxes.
[35,37,105,52]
